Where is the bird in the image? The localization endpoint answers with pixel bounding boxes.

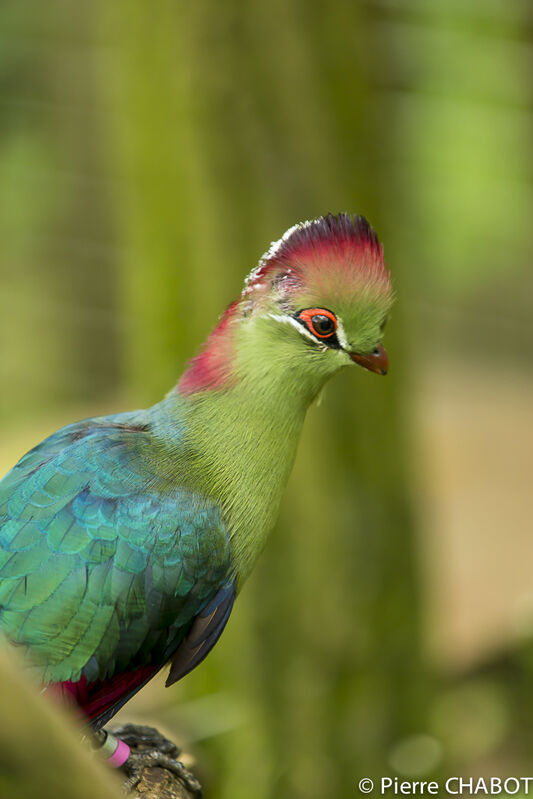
[0,213,393,771]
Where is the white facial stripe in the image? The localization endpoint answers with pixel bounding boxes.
[268,312,350,350]
[268,313,320,345]
[335,318,349,350]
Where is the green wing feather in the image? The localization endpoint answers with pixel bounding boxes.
[0,413,232,684]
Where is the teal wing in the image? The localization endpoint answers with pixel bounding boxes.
[0,413,232,685]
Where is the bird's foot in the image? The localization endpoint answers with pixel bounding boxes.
[108,723,202,797]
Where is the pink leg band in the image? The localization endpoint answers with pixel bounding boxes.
[107,739,131,768]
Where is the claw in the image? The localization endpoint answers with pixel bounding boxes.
[107,723,202,797]
[121,749,202,795]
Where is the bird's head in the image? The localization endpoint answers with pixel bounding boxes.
[178,214,394,396]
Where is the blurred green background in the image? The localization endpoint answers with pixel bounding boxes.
[1,1,532,797]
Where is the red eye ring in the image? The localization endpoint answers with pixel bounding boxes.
[298,308,337,339]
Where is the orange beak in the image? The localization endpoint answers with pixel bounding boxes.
[349,343,388,375]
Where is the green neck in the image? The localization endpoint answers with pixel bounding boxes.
[162,317,336,585]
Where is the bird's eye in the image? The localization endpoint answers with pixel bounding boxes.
[297,308,338,339]
[311,314,335,336]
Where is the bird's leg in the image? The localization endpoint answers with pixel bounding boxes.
[89,727,132,768]
[103,723,202,796]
